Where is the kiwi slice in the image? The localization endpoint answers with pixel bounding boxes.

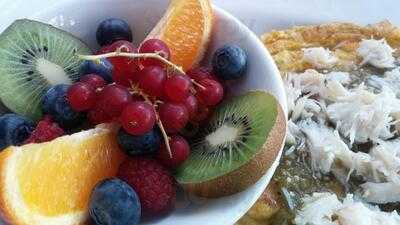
[175,90,286,198]
[0,19,91,121]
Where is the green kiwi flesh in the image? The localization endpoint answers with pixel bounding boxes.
[0,19,91,120]
[175,90,286,197]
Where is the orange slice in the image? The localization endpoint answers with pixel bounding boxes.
[147,0,213,71]
[0,124,126,225]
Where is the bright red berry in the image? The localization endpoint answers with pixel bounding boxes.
[159,102,189,133]
[191,104,213,122]
[163,75,192,102]
[158,135,190,168]
[96,84,133,119]
[117,158,176,217]
[24,116,65,144]
[88,106,113,125]
[139,66,167,97]
[139,39,171,67]
[197,79,224,106]
[96,44,113,55]
[80,74,107,89]
[120,101,156,135]
[183,95,198,119]
[67,82,96,112]
[187,66,218,82]
[108,40,140,86]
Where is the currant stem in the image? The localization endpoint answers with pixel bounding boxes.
[78,52,185,74]
[130,85,173,158]
[191,79,206,89]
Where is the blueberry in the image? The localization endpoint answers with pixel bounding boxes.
[79,59,113,83]
[89,178,141,225]
[0,113,34,149]
[117,128,161,156]
[42,84,69,115]
[42,84,84,128]
[96,18,133,46]
[212,44,248,80]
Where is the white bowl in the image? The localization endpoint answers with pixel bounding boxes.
[0,1,287,224]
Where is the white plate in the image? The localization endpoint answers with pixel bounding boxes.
[0,1,287,225]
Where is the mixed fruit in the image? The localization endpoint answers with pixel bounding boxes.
[0,0,284,225]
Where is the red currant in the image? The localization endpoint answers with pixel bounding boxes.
[67,82,96,112]
[88,106,113,125]
[187,67,218,82]
[80,74,106,89]
[96,84,133,119]
[139,66,167,97]
[197,79,224,106]
[112,68,140,87]
[96,45,113,55]
[108,40,140,86]
[159,102,189,133]
[191,104,213,122]
[139,39,171,67]
[158,135,190,168]
[163,74,192,102]
[183,95,198,119]
[120,101,156,135]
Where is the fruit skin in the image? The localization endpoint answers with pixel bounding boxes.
[158,102,189,133]
[187,67,218,82]
[80,74,107,89]
[138,39,171,67]
[163,75,192,103]
[212,45,248,80]
[24,115,64,144]
[138,66,167,98]
[158,135,190,168]
[117,128,161,156]
[89,178,141,225]
[41,85,84,127]
[42,84,68,115]
[80,59,113,83]
[118,158,176,217]
[176,92,287,198]
[120,102,156,136]
[108,41,140,86]
[0,114,34,149]
[42,84,84,128]
[96,18,133,46]
[196,79,224,106]
[183,95,198,119]
[95,84,133,119]
[67,82,96,112]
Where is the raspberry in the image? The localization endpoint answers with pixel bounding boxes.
[117,158,176,217]
[24,116,65,144]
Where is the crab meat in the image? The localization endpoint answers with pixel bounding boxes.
[357,39,395,68]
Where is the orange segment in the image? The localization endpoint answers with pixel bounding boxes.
[147,0,213,71]
[0,124,126,225]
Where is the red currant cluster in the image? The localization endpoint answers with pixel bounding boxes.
[68,39,224,159]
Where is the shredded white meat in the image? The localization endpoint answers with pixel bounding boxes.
[298,119,400,203]
[327,85,397,145]
[357,39,395,68]
[368,68,400,97]
[303,47,338,69]
[286,38,400,213]
[295,192,400,225]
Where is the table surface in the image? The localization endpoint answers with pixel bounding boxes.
[1,0,399,35]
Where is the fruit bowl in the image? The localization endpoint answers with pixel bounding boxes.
[0,0,287,224]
